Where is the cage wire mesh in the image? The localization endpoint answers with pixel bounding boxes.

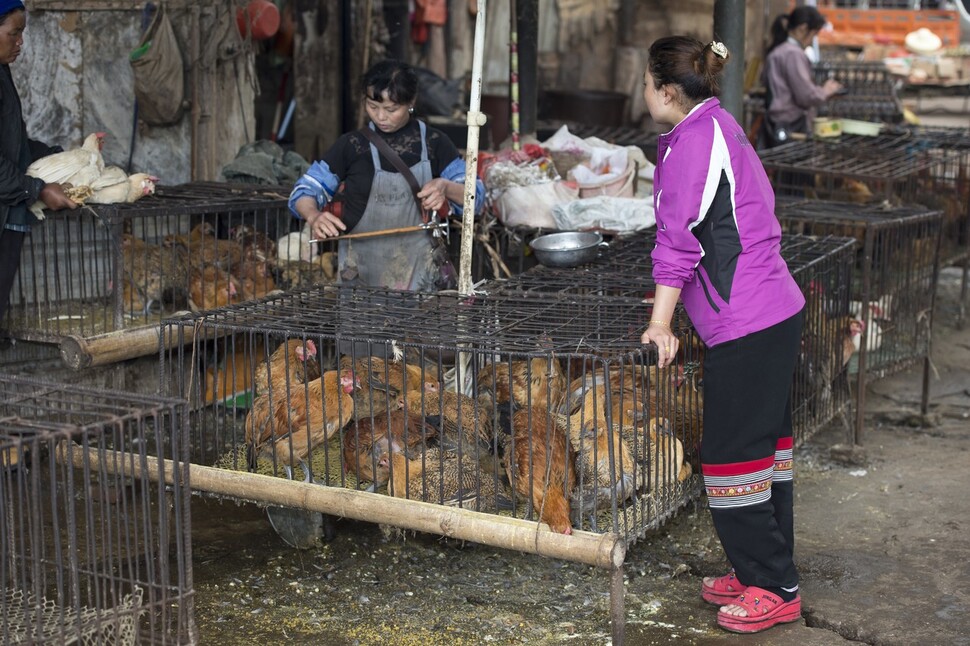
[0,375,194,645]
[758,131,969,270]
[162,284,700,544]
[777,201,943,442]
[812,60,903,123]
[2,182,334,349]
[491,230,860,445]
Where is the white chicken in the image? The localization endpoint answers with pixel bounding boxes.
[26,132,107,220]
[849,295,892,354]
[89,172,158,205]
[276,228,318,264]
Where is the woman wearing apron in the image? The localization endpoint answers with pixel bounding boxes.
[289,59,484,293]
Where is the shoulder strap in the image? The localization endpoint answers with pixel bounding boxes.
[358,126,424,212]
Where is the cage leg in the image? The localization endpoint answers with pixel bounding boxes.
[921,355,931,418]
[959,260,968,330]
[610,563,626,646]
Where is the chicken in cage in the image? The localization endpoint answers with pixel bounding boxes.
[166,285,702,543]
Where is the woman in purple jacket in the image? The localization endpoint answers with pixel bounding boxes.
[640,36,806,634]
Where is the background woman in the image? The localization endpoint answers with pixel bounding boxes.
[0,0,77,324]
[761,6,842,147]
[640,36,806,634]
[289,59,484,293]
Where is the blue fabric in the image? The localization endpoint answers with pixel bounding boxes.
[0,1,25,17]
[287,160,338,216]
[440,157,486,216]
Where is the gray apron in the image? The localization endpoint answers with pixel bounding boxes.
[337,120,438,293]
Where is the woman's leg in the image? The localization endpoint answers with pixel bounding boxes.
[700,311,803,598]
[0,229,25,325]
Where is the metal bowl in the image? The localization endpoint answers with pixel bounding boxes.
[529,231,606,268]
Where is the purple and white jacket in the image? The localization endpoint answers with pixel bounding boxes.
[651,98,804,347]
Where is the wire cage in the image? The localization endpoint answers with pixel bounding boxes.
[0,375,194,645]
[812,60,904,123]
[776,201,943,443]
[2,182,332,366]
[489,230,860,445]
[758,132,968,265]
[161,284,701,546]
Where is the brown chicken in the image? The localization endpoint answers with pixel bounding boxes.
[230,223,277,263]
[401,389,495,459]
[479,356,567,411]
[247,369,358,480]
[119,233,190,316]
[567,417,637,516]
[254,339,321,398]
[341,409,437,490]
[504,407,577,534]
[164,222,245,271]
[232,257,278,300]
[629,418,690,488]
[188,264,243,311]
[340,355,440,418]
[382,446,508,511]
[203,338,265,406]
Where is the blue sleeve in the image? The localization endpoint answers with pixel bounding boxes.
[441,157,486,216]
[288,161,341,217]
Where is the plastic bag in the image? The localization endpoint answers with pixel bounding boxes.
[494,181,580,230]
[130,5,185,126]
[551,195,655,233]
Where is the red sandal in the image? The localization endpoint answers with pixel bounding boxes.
[701,570,745,605]
[717,586,802,634]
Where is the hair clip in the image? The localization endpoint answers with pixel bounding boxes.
[711,41,728,59]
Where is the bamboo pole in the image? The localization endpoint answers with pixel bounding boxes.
[56,442,625,571]
[58,321,220,370]
[458,0,489,296]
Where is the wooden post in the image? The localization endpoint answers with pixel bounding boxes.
[294,0,344,161]
[57,442,627,571]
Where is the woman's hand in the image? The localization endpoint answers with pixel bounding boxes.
[295,195,345,239]
[416,178,450,213]
[641,322,679,369]
[39,183,78,212]
[822,79,843,99]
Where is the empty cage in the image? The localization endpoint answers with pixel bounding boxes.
[0,375,194,645]
[811,60,903,123]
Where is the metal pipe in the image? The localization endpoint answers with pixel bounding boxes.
[713,0,746,122]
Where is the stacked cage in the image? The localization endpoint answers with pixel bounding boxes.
[162,284,699,544]
[812,60,903,123]
[0,375,194,645]
[759,132,968,320]
[491,231,859,445]
[776,201,943,443]
[2,183,333,364]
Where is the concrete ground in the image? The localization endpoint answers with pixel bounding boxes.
[619,267,970,645]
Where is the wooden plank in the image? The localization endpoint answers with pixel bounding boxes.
[293,0,343,162]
